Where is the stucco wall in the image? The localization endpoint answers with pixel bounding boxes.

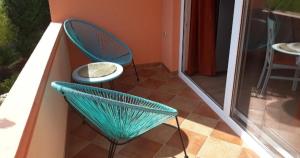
[162,0,181,71]
[48,0,181,71]
[27,35,70,158]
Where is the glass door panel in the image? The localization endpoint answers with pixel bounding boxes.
[181,0,235,107]
[232,0,300,157]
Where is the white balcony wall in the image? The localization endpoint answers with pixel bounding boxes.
[27,34,71,158]
[0,23,70,158]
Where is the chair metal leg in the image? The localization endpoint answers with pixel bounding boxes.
[292,69,299,91]
[112,143,117,158]
[261,63,272,95]
[257,60,268,89]
[108,143,113,158]
[132,59,139,82]
[108,142,117,158]
[175,116,188,158]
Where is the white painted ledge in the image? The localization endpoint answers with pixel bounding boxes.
[0,22,62,158]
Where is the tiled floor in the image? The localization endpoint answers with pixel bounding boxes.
[66,64,259,158]
[185,51,300,156]
[190,73,227,105]
[236,52,300,156]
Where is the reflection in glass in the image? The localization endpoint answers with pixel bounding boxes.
[233,0,300,157]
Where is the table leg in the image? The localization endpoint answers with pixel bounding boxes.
[292,69,299,91]
[293,57,300,91]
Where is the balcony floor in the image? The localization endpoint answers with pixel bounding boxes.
[66,64,259,158]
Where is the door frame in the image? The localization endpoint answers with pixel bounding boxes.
[177,0,272,157]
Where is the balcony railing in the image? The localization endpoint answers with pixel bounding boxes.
[0,22,70,158]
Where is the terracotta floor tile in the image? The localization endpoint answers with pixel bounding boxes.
[91,135,126,154]
[181,113,218,136]
[157,84,186,95]
[67,135,90,158]
[155,79,188,95]
[69,109,84,132]
[71,124,98,141]
[118,137,162,158]
[167,96,199,113]
[73,144,108,158]
[239,148,260,158]
[116,74,146,85]
[167,77,188,87]
[138,64,168,73]
[155,145,196,158]
[197,137,242,158]
[178,88,200,100]
[113,154,129,158]
[149,71,177,82]
[128,86,153,98]
[149,91,176,104]
[135,63,163,71]
[137,68,159,78]
[211,121,243,145]
[113,83,135,93]
[142,124,177,144]
[165,110,189,127]
[192,103,220,120]
[167,129,207,155]
[90,135,110,150]
[153,72,177,80]
[138,78,166,90]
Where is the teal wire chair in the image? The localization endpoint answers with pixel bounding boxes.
[51,81,188,158]
[63,19,139,81]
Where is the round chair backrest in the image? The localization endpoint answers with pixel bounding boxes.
[51,81,177,142]
[64,19,131,61]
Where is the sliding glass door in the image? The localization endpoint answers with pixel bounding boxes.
[232,0,300,157]
[181,0,235,107]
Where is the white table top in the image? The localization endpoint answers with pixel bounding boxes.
[272,43,300,56]
[72,62,123,84]
[273,43,300,65]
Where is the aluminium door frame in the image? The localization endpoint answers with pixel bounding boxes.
[177,0,272,157]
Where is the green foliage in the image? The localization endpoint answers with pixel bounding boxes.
[0,73,17,94]
[266,0,300,12]
[0,0,15,47]
[3,0,50,57]
[0,0,18,67]
[0,46,17,66]
[0,0,50,94]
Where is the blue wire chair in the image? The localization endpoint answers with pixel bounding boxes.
[51,81,188,158]
[63,19,139,81]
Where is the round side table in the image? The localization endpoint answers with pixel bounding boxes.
[72,62,123,86]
